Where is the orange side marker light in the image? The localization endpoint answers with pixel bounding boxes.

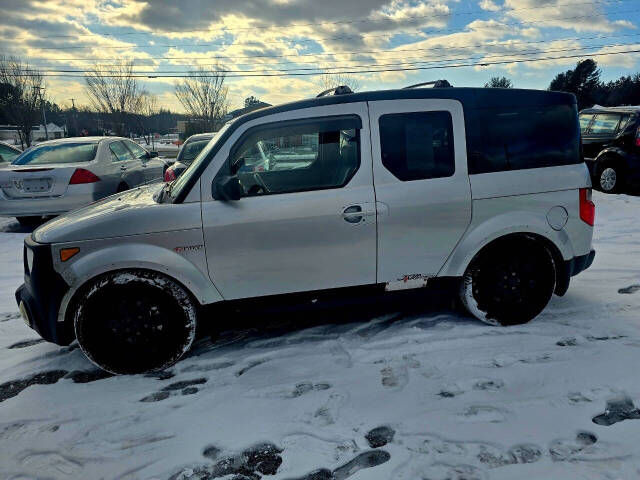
[60,247,80,262]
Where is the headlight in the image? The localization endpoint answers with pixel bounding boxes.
[26,247,34,274]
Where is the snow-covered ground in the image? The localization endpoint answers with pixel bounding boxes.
[0,191,639,480]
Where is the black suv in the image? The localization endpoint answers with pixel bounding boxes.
[580,106,640,193]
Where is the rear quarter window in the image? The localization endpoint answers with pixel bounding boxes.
[589,113,621,134]
[470,104,581,174]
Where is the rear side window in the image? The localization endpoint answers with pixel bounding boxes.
[379,111,455,181]
[471,104,580,173]
[589,113,621,134]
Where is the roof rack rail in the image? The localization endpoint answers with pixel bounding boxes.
[403,79,452,89]
[316,85,354,98]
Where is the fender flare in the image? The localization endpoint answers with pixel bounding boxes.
[56,243,223,324]
[438,211,575,279]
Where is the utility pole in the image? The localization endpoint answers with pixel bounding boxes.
[69,98,78,137]
[33,86,48,140]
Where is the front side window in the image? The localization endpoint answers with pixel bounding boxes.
[110,141,134,162]
[589,113,621,134]
[12,142,98,165]
[0,144,19,163]
[229,116,360,196]
[125,140,149,160]
[379,111,455,181]
[579,113,594,133]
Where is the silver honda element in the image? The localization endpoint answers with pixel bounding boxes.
[16,86,595,374]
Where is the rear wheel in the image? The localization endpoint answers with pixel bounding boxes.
[74,270,197,374]
[16,216,44,227]
[116,182,129,193]
[460,238,556,326]
[597,161,623,193]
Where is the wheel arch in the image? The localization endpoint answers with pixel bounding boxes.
[439,214,573,295]
[56,243,223,326]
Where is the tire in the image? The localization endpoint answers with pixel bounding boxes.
[596,161,623,193]
[459,238,556,326]
[74,270,197,375]
[16,216,43,227]
[116,183,129,193]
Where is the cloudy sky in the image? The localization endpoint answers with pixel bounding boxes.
[0,0,638,112]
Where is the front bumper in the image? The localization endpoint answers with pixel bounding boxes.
[15,235,73,345]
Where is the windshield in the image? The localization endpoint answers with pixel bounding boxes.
[177,137,213,164]
[12,142,99,165]
[167,124,230,201]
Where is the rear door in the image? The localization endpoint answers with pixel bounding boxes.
[368,99,472,285]
[582,112,622,159]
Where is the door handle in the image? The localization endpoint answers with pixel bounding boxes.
[342,205,363,223]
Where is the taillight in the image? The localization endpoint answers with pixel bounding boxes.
[164,168,177,182]
[69,168,100,185]
[579,188,595,226]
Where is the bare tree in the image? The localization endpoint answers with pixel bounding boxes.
[84,60,147,136]
[174,66,228,132]
[314,72,363,94]
[0,56,44,148]
[137,92,158,146]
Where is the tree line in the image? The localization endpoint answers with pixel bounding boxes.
[484,59,640,110]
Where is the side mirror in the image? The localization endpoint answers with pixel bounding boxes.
[212,175,243,201]
[149,151,159,158]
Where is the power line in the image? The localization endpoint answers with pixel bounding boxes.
[5,0,628,41]
[27,32,640,69]
[11,49,640,78]
[14,8,639,53]
[28,42,640,75]
[18,10,639,63]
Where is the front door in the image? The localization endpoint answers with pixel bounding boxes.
[368,99,472,285]
[201,103,377,300]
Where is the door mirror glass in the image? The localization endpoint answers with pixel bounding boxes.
[212,175,243,201]
[149,151,159,158]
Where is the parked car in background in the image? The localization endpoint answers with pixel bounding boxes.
[0,141,21,164]
[580,106,640,193]
[0,137,165,226]
[164,133,215,182]
[16,86,594,374]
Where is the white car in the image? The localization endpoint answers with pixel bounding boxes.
[16,86,595,374]
[0,137,166,225]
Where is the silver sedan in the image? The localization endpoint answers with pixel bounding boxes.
[0,136,166,225]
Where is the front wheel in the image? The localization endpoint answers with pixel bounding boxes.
[460,238,556,326]
[74,270,197,374]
